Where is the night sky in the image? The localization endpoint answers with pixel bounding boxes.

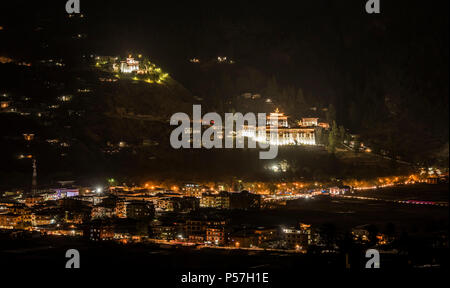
[2,1,448,85]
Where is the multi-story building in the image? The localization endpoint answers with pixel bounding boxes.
[126,201,154,220]
[200,191,230,209]
[91,205,115,219]
[351,224,370,242]
[9,203,28,215]
[21,212,34,225]
[283,224,314,250]
[199,191,260,210]
[24,196,44,207]
[254,227,278,246]
[88,220,114,241]
[230,230,258,248]
[33,214,54,226]
[115,200,154,219]
[185,218,227,238]
[206,226,228,246]
[155,196,200,213]
[188,234,205,243]
[154,198,173,212]
[173,197,200,212]
[150,225,177,240]
[182,183,209,198]
[0,214,21,229]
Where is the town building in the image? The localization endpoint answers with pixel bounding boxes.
[229,191,261,210]
[185,217,227,239]
[206,226,228,245]
[87,220,114,241]
[0,214,22,229]
[182,183,210,198]
[283,223,314,250]
[91,205,115,219]
[352,224,371,242]
[254,227,278,246]
[230,230,258,248]
[115,200,154,219]
[200,191,230,209]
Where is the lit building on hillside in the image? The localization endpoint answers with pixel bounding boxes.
[242,110,316,146]
[267,108,289,127]
[120,57,139,73]
[300,117,319,127]
[318,122,330,129]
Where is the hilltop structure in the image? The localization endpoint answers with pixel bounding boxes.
[242,109,324,146]
[120,57,139,73]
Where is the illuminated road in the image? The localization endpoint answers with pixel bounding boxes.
[331,194,448,207]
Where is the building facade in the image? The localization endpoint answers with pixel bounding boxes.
[242,110,316,146]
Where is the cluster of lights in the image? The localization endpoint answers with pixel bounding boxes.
[94,54,170,85]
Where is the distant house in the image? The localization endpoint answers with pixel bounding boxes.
[352,224,370,241]
[318,122,330,129]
